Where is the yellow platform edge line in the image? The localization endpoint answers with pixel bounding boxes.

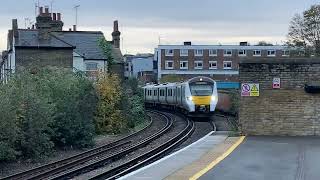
[189,136,246,180]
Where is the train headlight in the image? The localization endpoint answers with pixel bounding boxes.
[186,96,193,101]
[211,95,217,101]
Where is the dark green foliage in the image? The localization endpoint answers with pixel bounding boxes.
[0,68,97,161]
[98,38,114,73]
[44,70,97,148]
[122,78,146,129]
[0,70,55,160]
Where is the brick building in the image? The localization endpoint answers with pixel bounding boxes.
[0,7,124,83]
[155,42,291,82]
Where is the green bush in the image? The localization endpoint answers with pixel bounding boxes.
[0,68,97,161]
[0,71,55,160]
[122,78,146,128]
[44,70,97,148]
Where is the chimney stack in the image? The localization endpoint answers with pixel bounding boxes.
[73,25,77,31]
[57,13,61,21]
[53,13,57,21]
[112,20,121,48]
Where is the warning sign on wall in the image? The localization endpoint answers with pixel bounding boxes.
[241,83,260,97]
[273,77,281,89]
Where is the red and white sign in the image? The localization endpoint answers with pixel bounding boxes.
[273,77,281,89]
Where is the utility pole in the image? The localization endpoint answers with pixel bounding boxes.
[74,5,80,27]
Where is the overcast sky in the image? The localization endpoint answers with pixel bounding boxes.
[0,0,318,54]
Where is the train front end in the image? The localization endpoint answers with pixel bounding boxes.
[185,77,218,117]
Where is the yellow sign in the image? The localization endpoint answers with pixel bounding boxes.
[250,84,259,96]
[241,83,260,97]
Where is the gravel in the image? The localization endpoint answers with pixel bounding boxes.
[73,111,188,180]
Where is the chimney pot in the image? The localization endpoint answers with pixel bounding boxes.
[57,13,61,21]
[114,20,119,32]
[45,7,49,14]
[53,13,57,21]
[39,7,44,15]
[73,25,77,31]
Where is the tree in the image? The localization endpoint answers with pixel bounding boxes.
[255,41,273,46]
[95,73,127,134]
[288,4,320,56]
[98,37,114,73]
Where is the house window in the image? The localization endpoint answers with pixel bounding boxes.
[282,50,290,56]
[267,50,276,56]
[180,61,188,70]
[253,50,261,56]
[209,61,217,69]
[180,49,188,56]
[238,50,246,56]
[224,50,232,56]
[209,49,217,56]
[86,63,98,71]
[195,49,203,56]
[165,49,174,56]
[223,61,232,69]
[194,61,203,69]
[165,61,174,69]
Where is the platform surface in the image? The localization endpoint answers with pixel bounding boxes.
[200,136,320,180]
[119,132,227,180]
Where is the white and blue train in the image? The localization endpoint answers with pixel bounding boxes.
[143,76,218,117]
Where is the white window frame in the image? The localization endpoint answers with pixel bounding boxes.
[209,49,217,56]
[223,61,232,70]
[238,49,246,56]
[165,49,174,56]
[253,50,261,56]
[180,49,188,56]
[165,61,174,69]
[267,50,276,57]
[194,49,203,56]
[194,61,203,69]
[282,50,290,56]
[209,61,218,70]
[85,62,98,71]
[180,61,188,70]
[224,49,232,56]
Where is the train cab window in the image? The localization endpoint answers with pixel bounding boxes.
[189,82,214,96]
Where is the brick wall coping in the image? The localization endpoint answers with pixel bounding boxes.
[240,58,320,64]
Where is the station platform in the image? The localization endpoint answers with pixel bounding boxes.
[119,135,320,180]
[199,136,320,180]
[119,132,242,180]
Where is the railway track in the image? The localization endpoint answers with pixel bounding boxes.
[1,110,171,180]
[89,112,195,180]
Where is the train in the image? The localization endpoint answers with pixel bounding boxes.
[143,76,218,117]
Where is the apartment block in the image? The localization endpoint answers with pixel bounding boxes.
[155,42,290,82]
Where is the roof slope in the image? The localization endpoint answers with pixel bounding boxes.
[15,30,74,48]
[52,31,123,63]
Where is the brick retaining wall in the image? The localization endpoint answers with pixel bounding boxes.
[239,58,320,136]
